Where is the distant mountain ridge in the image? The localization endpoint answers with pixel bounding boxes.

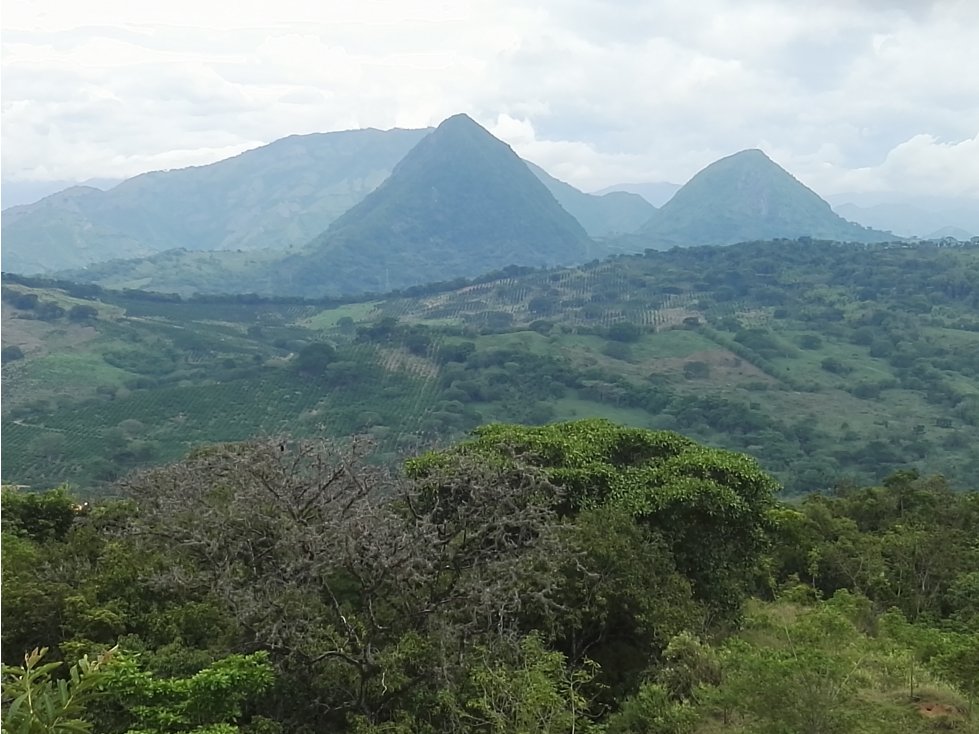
[832,199,978,239]
[27,117,920,298]
[526,163,657,237]
[1,127,431,273]
[639,149,895,246]
[593,181,682,208]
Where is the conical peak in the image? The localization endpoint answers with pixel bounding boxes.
[432,113,491,138]
[732,148,770,159]
[715,148,777,169]
[438,113,479,128]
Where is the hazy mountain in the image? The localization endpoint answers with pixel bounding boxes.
[924,226,975,241]
[526,163,657,237]
[831,199,978,239]
[1,127,431,274]
[271,114,595,296]
[1,177,122,209]
[640,149,896,247]
[1,187,155,275]
[593,181,682,207]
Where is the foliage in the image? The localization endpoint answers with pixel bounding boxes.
[3,427,979,733]
[1,486,77,543]
[5,240,979,494]
[413,419,779,617]
[2,647,115,734]
[93,651,275,734]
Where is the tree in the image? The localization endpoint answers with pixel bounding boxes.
[2,345,25,363]
[410,420,780,620]
[708,599,866,734]
[1,486,77,543]
[607,322,642,343]
[444,635,600,734]
[119,437,566,729]
[68,305,98,322]
[682,361,710,379]
[93,651,275,734]
[36,302,66,321]
[294,341,336,375]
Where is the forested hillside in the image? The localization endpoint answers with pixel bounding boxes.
[3,423,978,733]
[3,239,977,494]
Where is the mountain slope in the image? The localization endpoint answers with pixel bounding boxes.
[1,187,152,274]
[526,163,657,237]
[1,127,431,273]
[272,114,595,295]
[640,149,895,246]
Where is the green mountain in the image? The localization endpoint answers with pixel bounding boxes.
[1,127,431,274]
[526,162,657,237]
[0,187,153,275]
[270,114,595,295]
[640,149,896,246]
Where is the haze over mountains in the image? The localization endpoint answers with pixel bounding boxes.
[1,112,916,298]
[828,195,979,239]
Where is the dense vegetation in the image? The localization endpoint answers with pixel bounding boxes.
[3,239,977,495]
[3,421,978,733]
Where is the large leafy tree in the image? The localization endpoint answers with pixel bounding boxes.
[408,419,781,618]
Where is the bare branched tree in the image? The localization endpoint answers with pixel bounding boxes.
[118,436,567,725]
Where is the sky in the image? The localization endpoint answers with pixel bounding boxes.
[3,0,978,201]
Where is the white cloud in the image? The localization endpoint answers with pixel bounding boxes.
[2,0,977,201]
[816,133,979,198]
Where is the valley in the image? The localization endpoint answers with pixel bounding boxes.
[4,239,977,495]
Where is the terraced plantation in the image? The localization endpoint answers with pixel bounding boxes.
[3,238,978,494]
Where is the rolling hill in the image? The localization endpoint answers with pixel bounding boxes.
[4,239,978,495]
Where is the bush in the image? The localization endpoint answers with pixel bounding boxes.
[607,322,642,343]
[1,345,25,364]
[683,361,711,379]
[68,304,99,322]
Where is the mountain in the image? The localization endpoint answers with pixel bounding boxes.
[639,149,896,247]
[1,187,154,275]
[924,226,975,241]
[593,181,682,207]
[526,163,657,237]
[832,199,979,239]
[1,177,122,208]
[270,114,595,296]
[1,127,431,274]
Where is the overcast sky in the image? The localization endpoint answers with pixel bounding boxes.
[3,0,978,199]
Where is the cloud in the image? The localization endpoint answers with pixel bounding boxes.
[817,133,979,198]
[2,0,977,202]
